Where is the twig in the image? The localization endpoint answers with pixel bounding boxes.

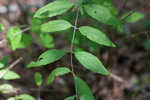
[21,27,30,33]
[0,39,7,46]
[0,39,7,44]
[1,26,30,35]
[37,87,41,100]
[110,73,125,83]
[120,9,136,21]
[7,27,30,39]
[0,57,23,79]
[121,0,149,21]
[70,6,80,100]
[0,87,20,94]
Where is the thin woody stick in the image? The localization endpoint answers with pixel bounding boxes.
[0,57,23,79]
[110,73,125,83]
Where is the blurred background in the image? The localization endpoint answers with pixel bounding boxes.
[0,0,150,100]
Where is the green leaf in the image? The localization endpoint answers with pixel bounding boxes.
[0,69,21,80]
[38,33,54,48]
[8,94,36,100]
[75,51,110,75]
[47,67,71,85]
[116,24,125,34]
[0,56,9,65]
[75,76,94,100]
[0,24,5,32]
[7,97,15,100]
[0,84,13,94]
[67,29,84,46]
[0,63,4,69]
[122,12,144,23]
[34,72,43,87]
[80,6,84,16]
[16,94,36,100]
[17,34,33,48]
[6,27,22,50]
[84,4,119,26]
[78,0,83,4]
[143,40,150,50]
[41,20,72,32]
[34,0,74,18]
[7,27,33,50]
[79,26,115,47]
[0,56,10,69]
[146,74,150,80]
[31,18,42,34]
[27,49,66,68]
[93,0,118,16]
[87,40,100,53]
[64,96,75,100]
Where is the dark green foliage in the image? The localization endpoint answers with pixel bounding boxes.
[1,0,145,99]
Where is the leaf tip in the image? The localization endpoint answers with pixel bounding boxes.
[112,43,116,47]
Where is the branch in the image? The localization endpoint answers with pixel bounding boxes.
[110,73,125,83]
[121,0,149,21]
[70,7,80,100]
[0,57,23,79]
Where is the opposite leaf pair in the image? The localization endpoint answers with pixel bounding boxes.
[34,67,71,87]
[27,49,109,75]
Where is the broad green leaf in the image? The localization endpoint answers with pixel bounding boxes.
[0,69,21,80]
[87,40,100,53]
[17,34,33,48]
[22,34,33,47]
[146,74,150,80]
[41,20,72,32]
[61,11,77,22]
[0,56,10,69]
[93,0,118,16]
[6,27,22,50]
[27,49,66,68]
[78,0,83,4]
[122,12,144,23]
[75,76,94,100]
[0,56,9,65]
[143,40,150,50]
[16,94,36,100]
[65,96,75,100]
[75,51,110,75]
[79,26,115,47]
[38,33,54,48]
[81,0,92,4]
[7,97,15,100]
[0,84,13,94]
[116,24,125,34]
[0,63,4,69]
[47,67,71,85]
[0,24,5,32]
[7,27,33,50]
[34,72,43,86]
[8,94,36,100]
[34,0,74,18]
[84,4,119,26]
[80,6,84,16]
[31,18,42,34]
[67,29,84,46]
